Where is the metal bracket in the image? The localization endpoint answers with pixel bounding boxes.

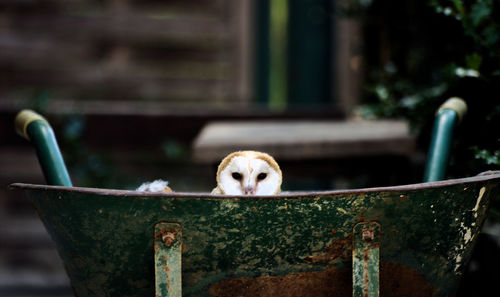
[352,222,381,297]
[155,222,182,297]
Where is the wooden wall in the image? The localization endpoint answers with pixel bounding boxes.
[0,0,252,113]
[0,1,252,295]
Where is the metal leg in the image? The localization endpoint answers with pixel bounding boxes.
[155,223,182,297]
[352,222,380,297]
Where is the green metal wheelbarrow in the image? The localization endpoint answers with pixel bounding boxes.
[10,98,500,297]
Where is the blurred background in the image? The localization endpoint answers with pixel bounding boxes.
[0,0,499,296]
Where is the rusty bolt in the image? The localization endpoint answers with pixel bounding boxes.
[362,227,374,242]
[162,231,176,246]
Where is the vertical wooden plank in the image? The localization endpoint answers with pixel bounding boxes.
[254,0,271,106]
[335,16,363,115]
[231,0,253,106]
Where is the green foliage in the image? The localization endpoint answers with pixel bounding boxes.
[359,0,500,176]
[472,147,500,166]
[434,0,499,55]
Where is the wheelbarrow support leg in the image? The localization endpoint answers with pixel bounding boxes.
[155,223,182,297]
[352,222,380,297]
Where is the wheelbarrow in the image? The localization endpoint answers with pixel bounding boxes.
[9,98,500,297]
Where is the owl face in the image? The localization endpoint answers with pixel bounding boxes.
[215,151,282,195]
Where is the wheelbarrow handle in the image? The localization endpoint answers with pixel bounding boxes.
[15,110,73,187]
[423,97,467,182]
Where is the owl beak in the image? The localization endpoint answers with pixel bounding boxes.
[243,186,256,195]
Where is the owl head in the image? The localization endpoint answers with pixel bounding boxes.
[212,151,282,195]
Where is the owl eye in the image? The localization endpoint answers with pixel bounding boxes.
[232,172,242,180]
[257,173,267,180]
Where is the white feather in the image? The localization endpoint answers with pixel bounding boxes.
[136,179,169,192]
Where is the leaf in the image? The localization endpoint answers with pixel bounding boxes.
[482,23,500,47]
[375,85,390,101]
[451,0,465,18]
[465,53,482,70]
[472,146,500,166]
[470,0,492,27]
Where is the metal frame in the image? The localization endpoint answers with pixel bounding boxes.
[155,223,182,297]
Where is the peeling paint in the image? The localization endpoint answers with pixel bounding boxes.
[219,200,240,212]
[450,187,488,272]
[303,238,351,264]
[337,207,348,214]
[11,175,499,297]
[462,223,472,244]
[454,255,463,272]
[472,187,486,217]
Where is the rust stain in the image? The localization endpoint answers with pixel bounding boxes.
[380,262,435,297]
[162,233,176,246]
[155,228,178,246]
[209,266,350,297]
[303,238,352,264]
[363,249,369,297]
[361,227,374,242]
[209,262,435,297]
[164,266,170,290]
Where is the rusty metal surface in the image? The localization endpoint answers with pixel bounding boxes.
[208,262,435,297]
[155,223,182,297]
[10,173,500,198]
[352,222,380,297]
[9,173,500,297]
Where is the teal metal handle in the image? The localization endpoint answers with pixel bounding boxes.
[424,98,467,182]
[15,110,72,187]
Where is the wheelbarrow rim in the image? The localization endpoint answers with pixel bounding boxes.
[9,171,500,199]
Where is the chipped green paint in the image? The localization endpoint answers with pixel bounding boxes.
[424,97,467,182]
[10,173,500,297]
[353,222,380,297]
[155,223,182,297]
[25,118,72,186]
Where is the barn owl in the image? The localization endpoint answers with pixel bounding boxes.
[211,151,282,195]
